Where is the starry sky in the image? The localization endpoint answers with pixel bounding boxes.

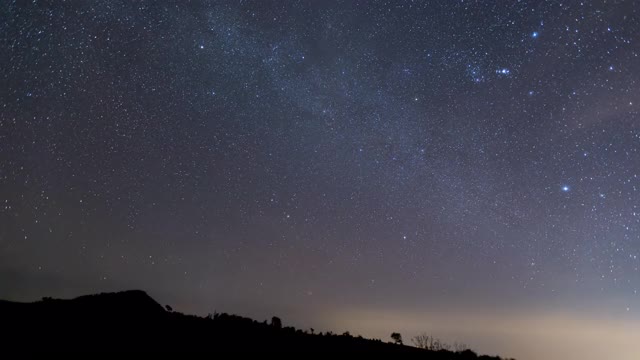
[1,1,639,359]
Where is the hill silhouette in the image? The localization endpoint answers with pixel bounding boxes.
[0,290,510,357]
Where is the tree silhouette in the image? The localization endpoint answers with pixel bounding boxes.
[390,332,403,345]
[271,316,282,329]
[412,333,431,349]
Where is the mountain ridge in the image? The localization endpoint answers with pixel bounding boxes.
[1,290,511,358]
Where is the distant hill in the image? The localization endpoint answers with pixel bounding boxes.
[0,290,510,357]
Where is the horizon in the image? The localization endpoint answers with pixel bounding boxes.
[2,1,639,358]
[3,288,639,359]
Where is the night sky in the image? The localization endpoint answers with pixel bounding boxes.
[2,1,640,358]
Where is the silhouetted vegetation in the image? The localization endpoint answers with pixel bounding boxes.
[413,333,457,351]
[391,332,404,345]
[0,290,512,357]
[271,316,282,329]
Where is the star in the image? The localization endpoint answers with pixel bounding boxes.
[562,185,570,192]
[532,31,539,38]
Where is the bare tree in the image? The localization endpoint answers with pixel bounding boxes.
[412,333,432,349]
[453,341,470,352]
[412,333,455,351]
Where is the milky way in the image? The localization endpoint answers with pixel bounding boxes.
[1,1,639,359]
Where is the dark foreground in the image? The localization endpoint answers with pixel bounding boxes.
[1,290,509,357]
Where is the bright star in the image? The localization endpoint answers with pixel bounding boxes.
[562,185,570,192]
[532,31,539,38]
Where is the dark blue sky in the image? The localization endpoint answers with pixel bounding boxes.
[1,1,639,358]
